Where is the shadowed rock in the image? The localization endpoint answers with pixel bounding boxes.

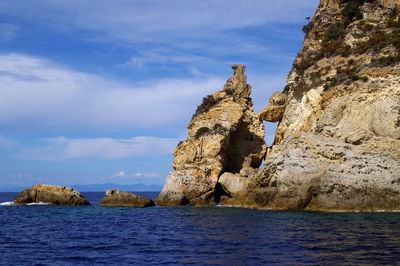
[14,184,90,206]
[100,189,155,207]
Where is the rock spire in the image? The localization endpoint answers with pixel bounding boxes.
[156,64,266,206]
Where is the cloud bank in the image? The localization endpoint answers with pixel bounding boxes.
[23,136,178,160]
[0,53,285,134]
[0,53,224,133]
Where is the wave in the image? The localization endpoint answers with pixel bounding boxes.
[0,201,14,206]
[0,201,52,206]
[27,202,51,206]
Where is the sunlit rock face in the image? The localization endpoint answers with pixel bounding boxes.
[100,189,155,207]
[156,65,266,206]
[14,184,90,206]
[251,0,400,211]
[158,0,400,211]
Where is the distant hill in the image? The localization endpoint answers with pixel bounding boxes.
[0,183,162,192]
[71,183,162,192]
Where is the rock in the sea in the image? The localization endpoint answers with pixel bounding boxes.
[100,189,155,207]
[156,64,266,206]
[14,184,90,206]
[221,0,400,211]
[158,0,400,211]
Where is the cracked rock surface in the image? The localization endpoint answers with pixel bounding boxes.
[157,0,400,211]
[156,65,266,206]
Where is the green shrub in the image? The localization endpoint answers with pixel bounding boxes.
[340,0,376,21]
[355,29,400,54]
[371,55,400,66]
[342,2,363,20]
[302,22,313,34]
[324,64,368,90]
[325,24,345,41]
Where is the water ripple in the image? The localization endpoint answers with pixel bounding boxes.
[0,192,400,265]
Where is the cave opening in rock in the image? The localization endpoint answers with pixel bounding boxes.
[213,182,230,204]
[224,121,266,173]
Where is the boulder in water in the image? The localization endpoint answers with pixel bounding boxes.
[100,189,155,207]
[14,184,90,206]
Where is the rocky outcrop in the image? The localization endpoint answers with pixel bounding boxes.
[100,189,155,207]
[258,92,287,123]
[156,64,266,206]
[14,184,90,206]
[158,0,400,211]
[222,0,400,211]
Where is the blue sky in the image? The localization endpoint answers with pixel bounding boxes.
[0,0,319,190]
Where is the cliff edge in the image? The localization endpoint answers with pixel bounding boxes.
[158,0,400,211]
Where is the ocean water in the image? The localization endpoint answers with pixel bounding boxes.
[1,192,400,265]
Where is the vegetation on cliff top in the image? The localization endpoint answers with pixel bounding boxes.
[297,0,399,73]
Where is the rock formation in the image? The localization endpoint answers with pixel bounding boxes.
[258,92,287,123]
[248,0,400,211]
[14,184,90,206]
[156,64,266,206]
[100,189,155,207]
[158,0,400,211]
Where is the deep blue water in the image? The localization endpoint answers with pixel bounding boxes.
[1,192,400,265]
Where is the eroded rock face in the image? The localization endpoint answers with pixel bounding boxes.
[156,64,266,206]
[158,0,400,211]
[14,184,90,206]
[259,92,287,123]
[100,189,155,207]
[229,0,400,211]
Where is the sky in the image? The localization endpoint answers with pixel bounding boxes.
[0,0,319,190]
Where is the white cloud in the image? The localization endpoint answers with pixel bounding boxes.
[113,171,125,177]
[132,172,158,178]
[0,1,318,41]
[0,53,224,132]
[0,1,318,69]
[20,136,178,160]
[0,134,177,160]
[9,172,32,179]
[0,53,286,134]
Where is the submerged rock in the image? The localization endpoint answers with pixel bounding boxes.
[100,189,155,207]
[156,64,266,206]
[14,184,90,206]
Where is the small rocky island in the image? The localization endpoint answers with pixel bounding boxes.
[157,0,400,211]
[100,189,155,207]
[14,184,90,206]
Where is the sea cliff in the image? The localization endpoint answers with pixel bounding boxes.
[157,0,400,211]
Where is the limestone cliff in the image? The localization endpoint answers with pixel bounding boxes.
[251,0,400,211]
[156,65,266,206]
[158,0,400,211]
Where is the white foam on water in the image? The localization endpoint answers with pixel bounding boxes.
[27,202,51,206]
[0,201,14,206]
[374,210,400,213]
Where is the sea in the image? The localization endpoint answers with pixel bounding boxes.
[1,192,400,265]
